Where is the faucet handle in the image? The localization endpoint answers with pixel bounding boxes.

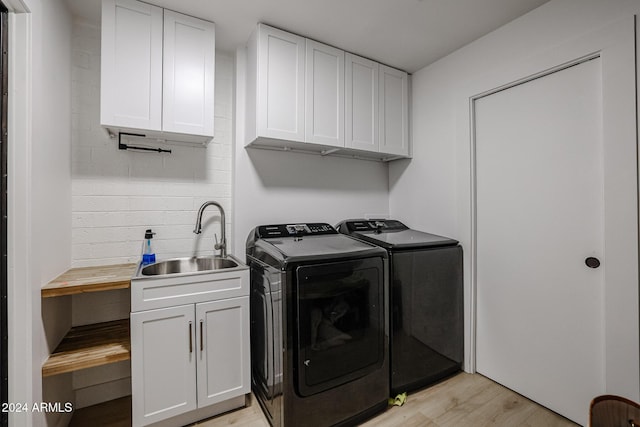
[214,233,221,250]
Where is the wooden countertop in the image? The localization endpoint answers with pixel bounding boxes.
[41,263,137,298]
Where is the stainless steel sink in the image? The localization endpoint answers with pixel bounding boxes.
[140,256,239,276]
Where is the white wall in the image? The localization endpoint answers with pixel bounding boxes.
[31,0,73,287]
[233,47,390,254]
[67,19,236,408]
[391,0,640,235]
[71,21,234,266]
[8,0,74,425]
[31,0,74,425]
[390,0,640,396]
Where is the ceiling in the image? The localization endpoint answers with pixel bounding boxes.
[65,0,550,73]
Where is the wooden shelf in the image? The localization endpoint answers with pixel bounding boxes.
[42,319,130,377]
[69,395,131,427]
[42,263,137,298]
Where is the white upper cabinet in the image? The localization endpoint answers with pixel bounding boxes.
[345,53,379,152]
[101,0,215,144]
[162,10,215,137]
[305,40,344,147]
[101,0,163,132]
[249,24,305,142]
[379,64,409,156]
[245,23,410,161]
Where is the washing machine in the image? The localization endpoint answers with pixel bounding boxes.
[247,223,389,427]
[337,219,463,394]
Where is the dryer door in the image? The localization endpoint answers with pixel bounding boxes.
[295,257,385,397]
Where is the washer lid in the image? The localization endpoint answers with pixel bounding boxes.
[262,234,383,260]
[338,219,458,249]
[249,223,386,264]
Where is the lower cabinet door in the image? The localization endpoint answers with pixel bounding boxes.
[195,296,250,407]
[131,305,197,426]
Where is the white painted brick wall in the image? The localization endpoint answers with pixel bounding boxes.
[71,20,235,267]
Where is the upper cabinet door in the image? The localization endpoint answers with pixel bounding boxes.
[305,40,344,147]
[162,11,215,137]
[379,65,409,156]
[101,0,163,131]
[257,25,306,142]
[345,53,379,152]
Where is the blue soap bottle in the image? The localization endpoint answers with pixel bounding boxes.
[141,229,156,265]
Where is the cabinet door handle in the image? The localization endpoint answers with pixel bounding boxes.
[199,320,204,352]
[189,321,193,353]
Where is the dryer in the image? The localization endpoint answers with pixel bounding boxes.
[247,223,389,427]
[337,219,463,394]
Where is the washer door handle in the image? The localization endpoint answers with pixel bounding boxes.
[585,257,601,268]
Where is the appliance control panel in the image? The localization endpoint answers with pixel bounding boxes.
[343,219,408,233]
[256,223,337,238]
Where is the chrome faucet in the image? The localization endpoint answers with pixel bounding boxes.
[194,201,226,258]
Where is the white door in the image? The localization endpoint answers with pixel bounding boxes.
[345,53,379,152]
[162,10,215,137]
[305,40,344,147]
[379,64,409,156]
[475,57,624,425]
[131,305,197,426]
[196,297,250,407]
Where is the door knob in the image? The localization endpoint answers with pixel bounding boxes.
[585,257,600,268]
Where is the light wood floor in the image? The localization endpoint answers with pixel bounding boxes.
[193,373,579,427]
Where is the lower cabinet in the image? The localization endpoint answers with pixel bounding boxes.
[131,297,250,426]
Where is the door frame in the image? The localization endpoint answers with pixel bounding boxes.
[0,5,8,426]
[6,4,33,426]
[456,17,639,399]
